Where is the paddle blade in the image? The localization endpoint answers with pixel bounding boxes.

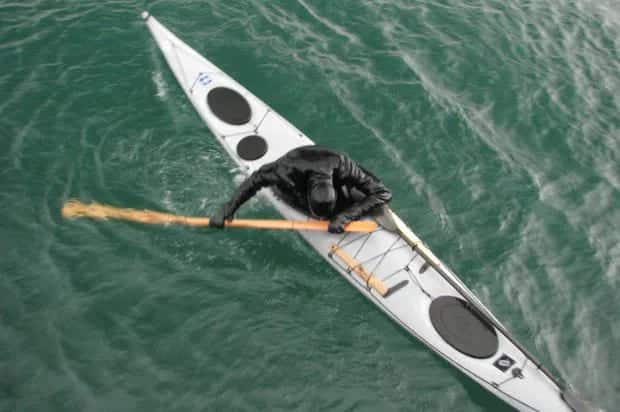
[62,199,114,219]
[61,199,195,225]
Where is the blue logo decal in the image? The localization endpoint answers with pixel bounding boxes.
[190,72,214,94]
[198,73,212,86]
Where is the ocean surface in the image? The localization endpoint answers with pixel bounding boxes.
[1,1,618,411]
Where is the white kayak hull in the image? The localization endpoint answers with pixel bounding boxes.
[142,12,584,412]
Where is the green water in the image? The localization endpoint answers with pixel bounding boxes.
[1,1,618,411]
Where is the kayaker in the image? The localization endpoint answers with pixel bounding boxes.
[209,145,392,233]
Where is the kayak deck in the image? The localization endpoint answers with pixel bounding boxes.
[143,12,590,412]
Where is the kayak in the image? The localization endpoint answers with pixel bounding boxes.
[142,12,592,412]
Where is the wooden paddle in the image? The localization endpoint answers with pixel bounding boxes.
[61,199,378,232]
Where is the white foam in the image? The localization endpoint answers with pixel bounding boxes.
[151,71,167,99]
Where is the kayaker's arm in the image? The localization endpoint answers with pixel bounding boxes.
[330,159,392,233]
[210,163,279,227]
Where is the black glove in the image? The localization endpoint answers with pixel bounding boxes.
[210,205,233,228]
[328,215,350,234]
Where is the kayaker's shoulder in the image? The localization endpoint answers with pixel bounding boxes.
[282,145,342,161]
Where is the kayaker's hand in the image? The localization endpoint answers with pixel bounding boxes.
[328,216,349,234]
[210,206,232,228]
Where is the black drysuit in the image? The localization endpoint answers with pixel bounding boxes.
[212,145,392,233]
